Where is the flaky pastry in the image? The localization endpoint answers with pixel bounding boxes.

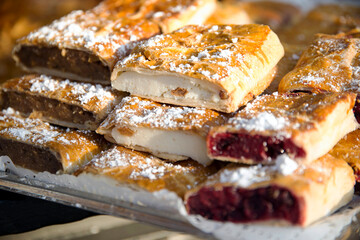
[185,154,354,226]
[278,33,360,122]
[0,108,108,174]
[12,0,216,84]
[0,74,126,130]
[207,92,359,164]
[97,96,227,165]
[329,129,360,182]
[75,145,219,198]
[111,24,284,113]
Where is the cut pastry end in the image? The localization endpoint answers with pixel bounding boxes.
[185,154,355,226]
[13,45,111,85]
[106,127,213,166]
[207,132,305,164]
[186,185,304,225]
[207,92,359,164]
[111,68,275,113]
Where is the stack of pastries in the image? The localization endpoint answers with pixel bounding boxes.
[1,0,360,228]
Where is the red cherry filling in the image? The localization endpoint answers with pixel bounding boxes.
[186,185,304,225]
[208,132,305,162]
[353,95,360,124]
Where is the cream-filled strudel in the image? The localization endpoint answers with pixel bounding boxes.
[12,0,216,84]
[185,154,355,226]
[111,24,284,113]
[207,92,358,164]
[278,32,360,122]
[75,145,219,198]
[0,108,108,174]
[97,96,227,166]
[0,74,127,130]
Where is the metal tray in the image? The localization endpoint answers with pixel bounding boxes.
[1,169,360,240]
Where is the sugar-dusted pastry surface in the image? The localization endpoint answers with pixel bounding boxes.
[0,74,126,130]
[185,154,355,226]
[76,145,219,198]
[208,92,359,164]
[0,108,108,173]
[112,24,284,113]
[12,0,216,83]
[97,96,227,165]
[98,96,227,136]
[279,33,360,94]
[329,129,360,182]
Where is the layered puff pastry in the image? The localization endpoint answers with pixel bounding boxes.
[0,74,127,130]
[96,96,227,166]
[278,32,360,121]
[207,92,359,165]
[185,154,355,226]
[0,108,108,174]
[12,0,216,85]
[329,129,360,183]
[75,145,219,198]
[111,24,284,113]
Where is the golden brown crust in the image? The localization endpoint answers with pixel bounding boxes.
[279,33,360,94]
[97,96,227,137]
[329,129,360,181]
[12,0,216,82]
[112,24,284,113]
[75,145,219,198]
[185,154,355,226]
[0,74,126,130]
[0,109,108,173]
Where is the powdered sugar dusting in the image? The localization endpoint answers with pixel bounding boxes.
[26,75,114,105]
[116,24,273,83]
[219,154,299,187]
[0,109,101,150]
[102,96,225,132]
[229,112,288,132]
[90,146,189,180]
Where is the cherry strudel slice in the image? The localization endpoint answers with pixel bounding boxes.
[0,74,126,130]
[96,96,227,166]
[12,0,216,84]
[0,108,108,174]
[207,92,358,164]
[75,145,219,198]
[185,154,355,226]
[111,24,284,113]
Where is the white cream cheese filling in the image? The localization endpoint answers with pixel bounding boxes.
[112,71,224,108]
[111,127,212,166]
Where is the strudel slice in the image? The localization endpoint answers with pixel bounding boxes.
[75,145,219,198]
[207,92,359,164]
[278,33,360,121]
[97,96,227,166]
[12,0,216,84]
[111,24,284,113]
[0,74,126,130]
[329,129,360,182]
[185,154,355,226]
[0,108,108,174]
